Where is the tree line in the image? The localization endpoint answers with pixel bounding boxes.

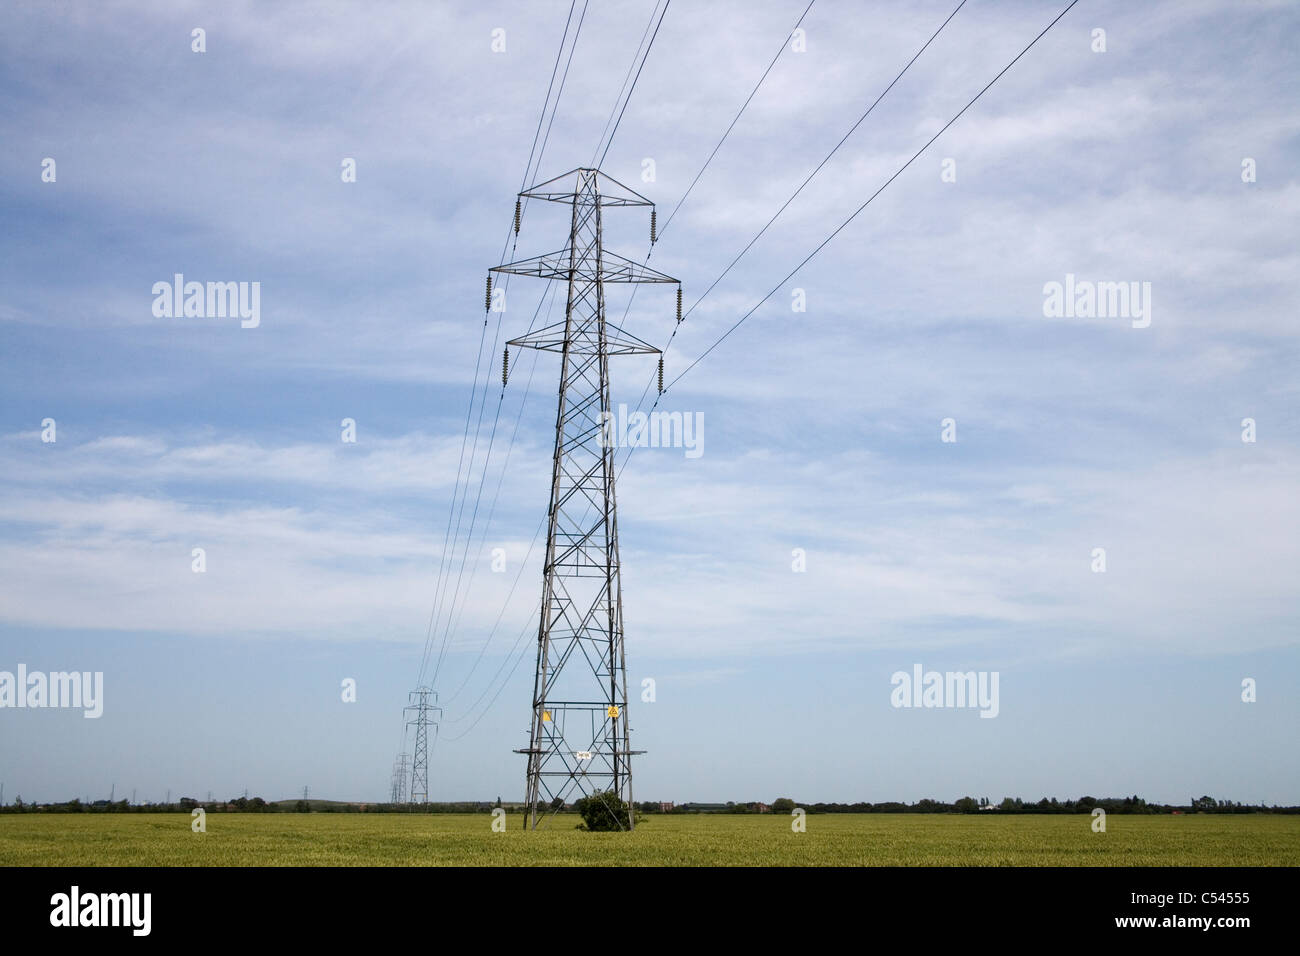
[2,793,1295,814]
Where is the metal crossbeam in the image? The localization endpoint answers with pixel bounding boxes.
[492,248,679,285]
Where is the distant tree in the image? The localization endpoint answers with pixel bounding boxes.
[550,796,564,812]
[295,799,310,813]
[955,796,978,813]
[771,797,796,813]
[495,796,502,809]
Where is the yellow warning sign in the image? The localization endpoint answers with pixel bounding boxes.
[542,710,551,722]
[607,705,620,718]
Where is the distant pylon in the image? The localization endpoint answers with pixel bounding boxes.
[405,687,441,803]
[390,752,411,803]
[491,168,679,830]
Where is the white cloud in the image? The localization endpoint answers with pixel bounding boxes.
[2,428,1293,664]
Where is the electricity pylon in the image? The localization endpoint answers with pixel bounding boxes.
[405,687,440,803]
[491,167,679,830]
[390,752,410,804]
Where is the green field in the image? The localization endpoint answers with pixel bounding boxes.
[2,813,1298,866]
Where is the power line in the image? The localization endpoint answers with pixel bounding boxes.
[618,0,969,468]
[681,0,969,326]
[404,6,591,761]
[419,310,504,685]
[665,0,1081,393]
[606,0,819,375]
[523,0,581,197]
[597,0,672,168]
[415,311,493,686]
[419,3,591,686]
[423,290,538,687]
[440,609,538,741]
[591,0,665,168]
[529,0,592,223]
[660,0,817,240]
[440,505,543,710]
[439,359,545,705]
[428,287,558,690]
[416,5,590,689]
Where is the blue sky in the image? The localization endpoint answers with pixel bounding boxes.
[1,0,1297,806]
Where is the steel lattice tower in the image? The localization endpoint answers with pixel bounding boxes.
[405,687,440,804]
[390,752,410,804]
[491,168,679,830]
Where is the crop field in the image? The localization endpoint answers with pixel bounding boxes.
[2,813,1298,866]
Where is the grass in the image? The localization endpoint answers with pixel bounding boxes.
[2,813,1298,866]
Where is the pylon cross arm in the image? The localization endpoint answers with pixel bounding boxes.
[508,320,660,355]
[520,168,655,207]
[490,249,677,285]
